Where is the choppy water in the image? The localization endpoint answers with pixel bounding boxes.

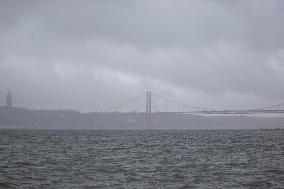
[0,129,283,189]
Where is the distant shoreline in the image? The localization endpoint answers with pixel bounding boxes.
[1,106,284,130]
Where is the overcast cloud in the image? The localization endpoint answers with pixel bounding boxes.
[1,0,284,112]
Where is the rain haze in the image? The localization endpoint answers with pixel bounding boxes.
[1,1,284,188]
[1,0,284,112]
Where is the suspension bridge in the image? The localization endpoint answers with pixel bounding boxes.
[103,91,284,127]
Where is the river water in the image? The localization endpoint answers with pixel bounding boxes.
[0,129,283,188]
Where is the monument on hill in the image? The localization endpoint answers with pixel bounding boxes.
[6,89,12,108]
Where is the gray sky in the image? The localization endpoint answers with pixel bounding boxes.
[1,0,284,112]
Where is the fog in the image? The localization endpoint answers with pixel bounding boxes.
[1,0,284,112]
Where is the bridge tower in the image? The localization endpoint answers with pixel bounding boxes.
[6,89,12,108]
[145,91,151,128]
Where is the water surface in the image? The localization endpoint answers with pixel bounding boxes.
[0,129,283,188]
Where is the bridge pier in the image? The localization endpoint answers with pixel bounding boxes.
[146,91,151,128]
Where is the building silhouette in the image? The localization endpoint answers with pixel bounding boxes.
[6,89,12,108]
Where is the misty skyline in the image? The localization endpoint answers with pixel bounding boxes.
[1,0,284,112]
